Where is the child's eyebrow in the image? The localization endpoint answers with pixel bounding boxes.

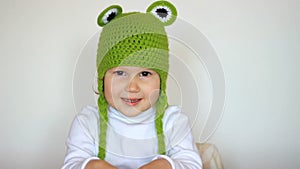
[140,69,155,72]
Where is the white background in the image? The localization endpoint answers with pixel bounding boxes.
[0,0,299,169]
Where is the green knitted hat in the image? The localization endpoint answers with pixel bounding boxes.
[96,1,177,160]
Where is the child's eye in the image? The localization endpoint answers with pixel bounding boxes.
[113,70,126,76]
[139,71,152,77]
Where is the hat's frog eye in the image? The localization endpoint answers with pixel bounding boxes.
[147,1,177,26]
[97,5,123,27]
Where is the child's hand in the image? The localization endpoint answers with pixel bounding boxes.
[138,158,172,169]
[85,159,118,169]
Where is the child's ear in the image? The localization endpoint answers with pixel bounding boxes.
[97,5,123,27]
[146,0,177,26]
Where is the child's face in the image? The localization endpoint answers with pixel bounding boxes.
[104,66,160,117]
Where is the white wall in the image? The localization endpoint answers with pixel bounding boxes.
[0,0,299,169]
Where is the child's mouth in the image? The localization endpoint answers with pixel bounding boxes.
[121,98,142,106]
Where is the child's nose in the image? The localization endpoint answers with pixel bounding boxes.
[126,77,140,92]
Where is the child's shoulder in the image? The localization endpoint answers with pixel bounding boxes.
[163,105,189,126]
[75,105,99,122]
[165,105,181,114]
[164,105,185,117]
[71,105,99,138]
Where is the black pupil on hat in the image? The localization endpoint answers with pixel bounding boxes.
[107,12,116,22]
[156,8,168,18]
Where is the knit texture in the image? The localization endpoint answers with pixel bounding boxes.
[97,12,169,160]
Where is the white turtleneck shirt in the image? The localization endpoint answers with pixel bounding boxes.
[62,105,202,169]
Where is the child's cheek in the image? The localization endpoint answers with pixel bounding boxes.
[148,89,160,106]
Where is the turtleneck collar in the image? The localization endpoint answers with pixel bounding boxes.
[108,106,156,124]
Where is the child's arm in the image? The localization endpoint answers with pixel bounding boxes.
[165,108,203,169]
[138,158,171,169]
[147,106,203,169]
[62,106,116,169]
[85,159,117,169]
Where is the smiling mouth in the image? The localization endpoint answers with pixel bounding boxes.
[121,98,142,106]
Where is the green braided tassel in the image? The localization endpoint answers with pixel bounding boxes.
[97,79,108,160]
[155,91,168,155]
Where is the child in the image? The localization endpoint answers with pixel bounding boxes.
[62,1,202,169]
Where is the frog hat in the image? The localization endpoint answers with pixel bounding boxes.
[96,0,177,159]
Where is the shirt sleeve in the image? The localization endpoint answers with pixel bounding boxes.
[61,107,100,169]
[163,106,203,169]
